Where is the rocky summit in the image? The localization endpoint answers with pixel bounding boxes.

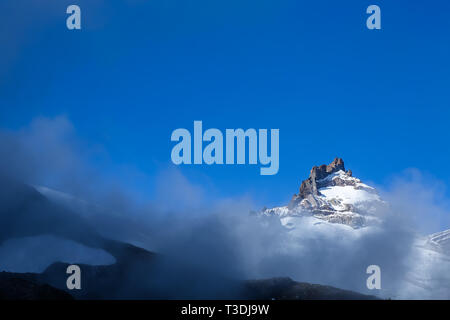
[262,158,385,228]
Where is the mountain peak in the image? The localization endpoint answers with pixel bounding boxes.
[262,158,384,228]
[297,158,348,201]
[309,157,345,181]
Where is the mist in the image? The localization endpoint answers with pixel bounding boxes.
[0,116,449,299]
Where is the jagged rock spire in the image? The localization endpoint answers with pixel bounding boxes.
[310,157,345,181]
[297,158,345,200]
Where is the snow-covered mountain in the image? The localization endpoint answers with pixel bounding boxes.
[260,158,450,299]
[262,158,385,228]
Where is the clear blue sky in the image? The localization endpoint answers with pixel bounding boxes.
[1,0,449,207]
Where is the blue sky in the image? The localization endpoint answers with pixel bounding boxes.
[1,0,450,207]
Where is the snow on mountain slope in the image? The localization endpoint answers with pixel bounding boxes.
[427,229,450,254]
[279,215,379,241]
[318,173,380,210]
[397,234,450,299]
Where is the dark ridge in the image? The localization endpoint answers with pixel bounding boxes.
[0,272,73,300]
[242,277,378,300]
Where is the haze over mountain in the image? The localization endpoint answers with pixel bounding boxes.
[0,174,377,300]
[0,155,449,299]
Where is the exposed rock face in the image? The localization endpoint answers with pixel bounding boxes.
[263,158,385,228]
[297,157,346,201]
